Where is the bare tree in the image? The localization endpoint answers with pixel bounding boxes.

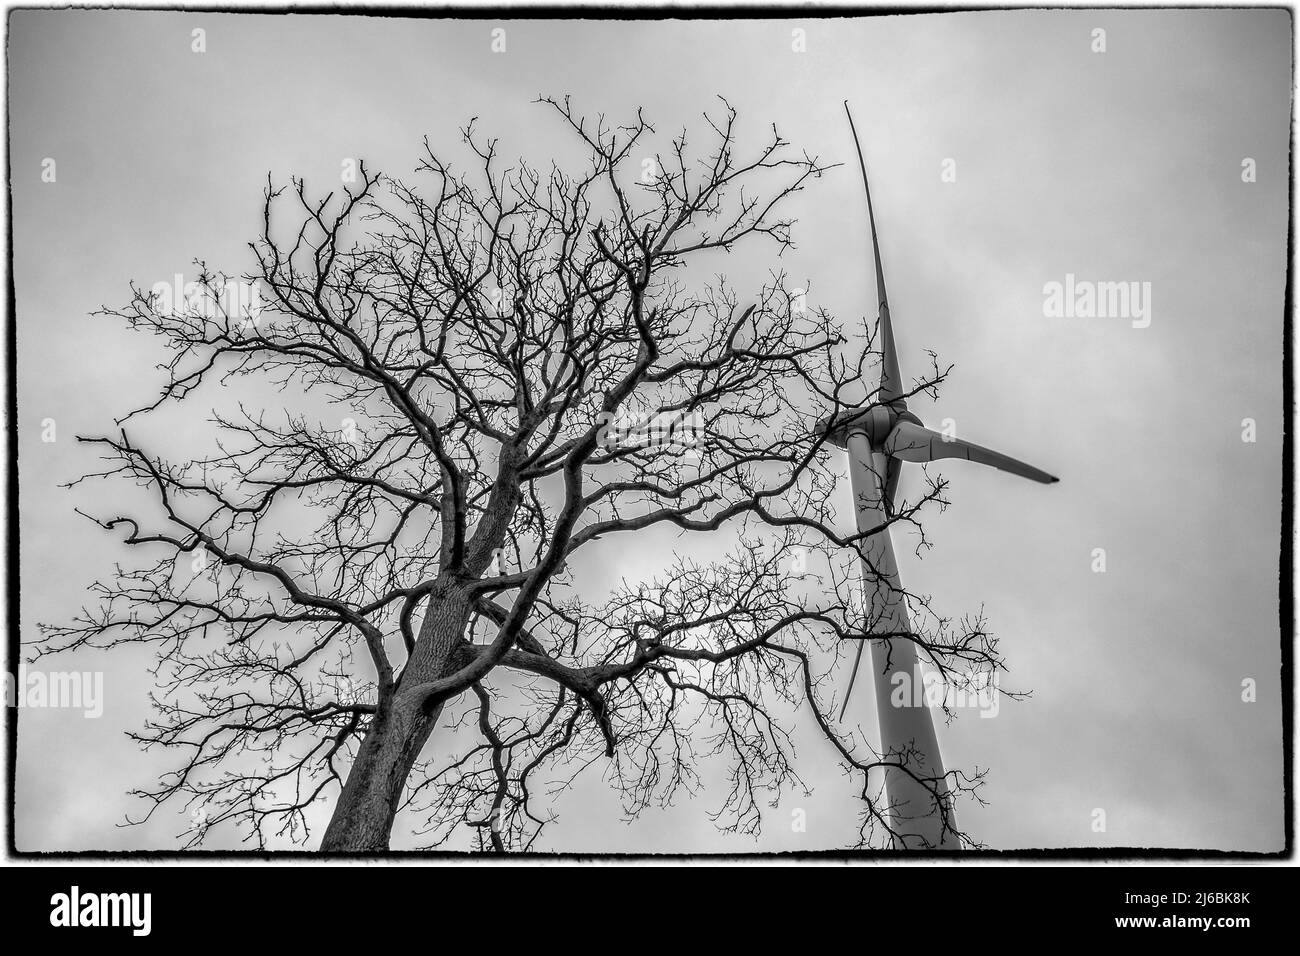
[37,98,1008,852]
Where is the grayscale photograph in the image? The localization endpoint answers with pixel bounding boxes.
[3,6,1290,868]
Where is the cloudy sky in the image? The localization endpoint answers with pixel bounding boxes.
[8,9,1289,852]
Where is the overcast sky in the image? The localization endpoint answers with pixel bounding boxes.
[9,9,1289,852]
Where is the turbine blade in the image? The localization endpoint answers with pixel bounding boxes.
[884,455,902,516]
[840,640,868,722]
[845,102,905,406]
[885,420,1060,484]
[839,435,894,721]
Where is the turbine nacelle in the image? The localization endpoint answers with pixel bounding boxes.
[817,403,921,450]
[818,403,1059,487]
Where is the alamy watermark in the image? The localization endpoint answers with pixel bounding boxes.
[50,886,151,936]
[5,666,104,718]
[596,408,705,452]
[891,667,1001,718]
[149,273,265,329]
[1042,273,1152,329]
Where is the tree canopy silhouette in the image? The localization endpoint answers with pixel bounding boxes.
[38,97,1005,852]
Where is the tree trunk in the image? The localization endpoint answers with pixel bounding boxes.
[319,701,440,851]
[320,584,470,852]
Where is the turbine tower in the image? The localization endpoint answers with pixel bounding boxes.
[822,102,1059,849]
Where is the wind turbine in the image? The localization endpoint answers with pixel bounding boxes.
[821,102,1059,849]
